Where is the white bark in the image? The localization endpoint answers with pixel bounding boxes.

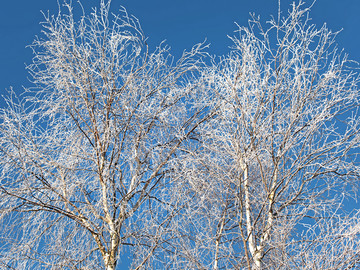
[242,159,259,269]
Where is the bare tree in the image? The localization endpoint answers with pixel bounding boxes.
[2,1,360,269]
[0,1,208,269]
[134,1,360,269]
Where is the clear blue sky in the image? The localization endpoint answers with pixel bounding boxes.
[0,1,359,268]
[0,0,359,98]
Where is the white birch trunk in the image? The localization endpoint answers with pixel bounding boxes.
[241,158,261,270]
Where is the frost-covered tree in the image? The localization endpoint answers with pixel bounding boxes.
[0,1,208,269]
[133,2,360,269]
[1,1,360,270]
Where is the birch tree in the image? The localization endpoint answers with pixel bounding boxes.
[2,1,360,269]
[0,1,208,269]
[134,1,360,269]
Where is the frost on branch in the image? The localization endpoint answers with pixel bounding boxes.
[1,1,360,269]
[131,1,360,269]
[0,1,208,269]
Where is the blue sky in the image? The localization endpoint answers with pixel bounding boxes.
[0,0,359,98]
[0,1,359,268]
